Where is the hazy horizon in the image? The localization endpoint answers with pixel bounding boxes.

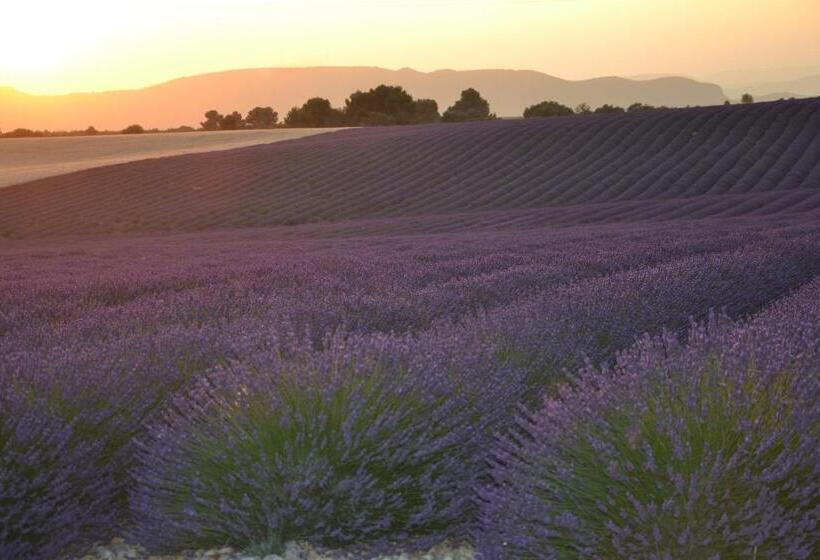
[4,63,820,99]
[2,0,818,96]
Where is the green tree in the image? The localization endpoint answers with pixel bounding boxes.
[201,110,223,131]
[412,98,440,124]
[246,106,278,129]
[594,104,625,114]
[523,100,574,118]
[442,88,494,122]
[741,93,754,104]
[284,98,346,128]
[627,102,656,112]
[344,85,439,125]
[220,111,244,130]
[3,128,38,138]
[575,102,592,115]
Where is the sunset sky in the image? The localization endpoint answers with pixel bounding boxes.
[1,0,818,95]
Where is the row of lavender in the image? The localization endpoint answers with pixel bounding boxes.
[480,277,820,559]
[1,217,819,558]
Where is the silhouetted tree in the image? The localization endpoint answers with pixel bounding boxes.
[594,104,625,114]
[627,103,656,112]
[201,110,223,131]
[246,106,278,129]
[412,99,440,124]
[724,100,732,106]
[285,98,346,128]
[122,124,145,134]
[85,126,100,135]
[346,85,414,125]
[575,102,592,115]
[442,88,494,122]
[343,85,439,125]
[523,100,574,118]
[741,93,754,104]
[220,111,244,130]
[3,128,38,138]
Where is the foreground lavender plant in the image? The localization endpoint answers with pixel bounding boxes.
[0,391,113,559]
[1,215,818,555]
[130,338,493,554]
[478,282,820,559]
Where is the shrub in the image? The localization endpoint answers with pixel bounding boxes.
[246,106,279,129]
[594,104,625,114]
[130,340,489,554]
[122,124,145,134]
[285,98,346,127]
[523,101,574,119]
[1,128,41,138]
[412,98,441,124]
[442,88,494,122]
[220,111,245,130]
[342,85,439,126]
[0,391,113,559]
[346,85,410,125]
[627,102,657,112]
[201,110,223,131]
[478,303,820,559]
[574,102,592,114]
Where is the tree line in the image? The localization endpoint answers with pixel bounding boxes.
[1,89,760,138]
[199,86,496,129]
[522,93,757,119]
[522,101,669,118]
[0,124,195,139]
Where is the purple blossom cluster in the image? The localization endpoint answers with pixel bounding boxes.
[478,279,820,559]
[1,214,819,556]
[0,391,113,559]
[129,335,512,553]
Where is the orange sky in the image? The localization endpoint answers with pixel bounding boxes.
[2,0,818,94]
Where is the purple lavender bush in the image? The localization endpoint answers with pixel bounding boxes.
[0,391,113,559]
[130,336,497,554]
[478,282,820,559]
[477,239,820,394]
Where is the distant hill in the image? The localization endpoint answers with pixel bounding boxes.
[755,92,807,103]
[0,67,726,131]
[2,97,818,240]
[724,74,820,101]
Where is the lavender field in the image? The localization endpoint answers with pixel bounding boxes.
[0,128,335,189]
[1,99,819,559]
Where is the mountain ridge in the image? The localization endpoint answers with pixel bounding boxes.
[0,66,726,131]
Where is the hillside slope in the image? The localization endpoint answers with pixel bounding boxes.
[1,98,818,239]
[0,67,726,130]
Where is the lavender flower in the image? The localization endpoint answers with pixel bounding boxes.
[478,281,820,559]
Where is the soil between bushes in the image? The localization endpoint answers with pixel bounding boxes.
[75,538,475,560]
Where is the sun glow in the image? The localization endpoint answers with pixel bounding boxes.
[0,1,196,93]
[0,2,121,85]
[1,0,818,95]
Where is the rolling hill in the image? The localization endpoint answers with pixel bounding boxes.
[0,67,726,131]
[725,74,820,101]
[1,97,818,240]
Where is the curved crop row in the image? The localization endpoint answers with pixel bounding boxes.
[0,98,818,238]
[479,278,820,559]
[2,215,819,556]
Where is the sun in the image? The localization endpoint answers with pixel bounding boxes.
[0,2,115,81]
